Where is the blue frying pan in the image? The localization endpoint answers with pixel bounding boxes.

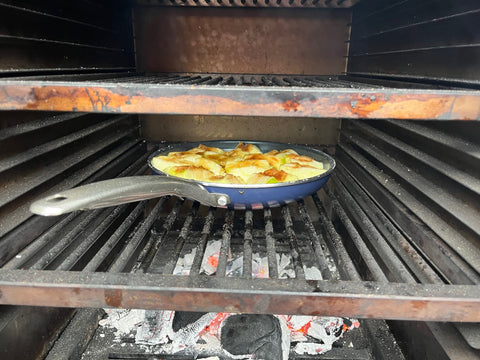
[30,141,335,215]
[148,141,335,210]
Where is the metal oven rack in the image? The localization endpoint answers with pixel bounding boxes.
[1,137,478,323]
[0,73,479,119]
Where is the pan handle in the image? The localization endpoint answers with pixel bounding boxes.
[30,176,230,216]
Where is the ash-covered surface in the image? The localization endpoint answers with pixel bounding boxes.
[80,309,368,360]
[81,222,367,360]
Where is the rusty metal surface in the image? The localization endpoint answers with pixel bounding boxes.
[0,269,479,322]
[136,0,361,7]
[0,81,479,119]
[134,7,350,74]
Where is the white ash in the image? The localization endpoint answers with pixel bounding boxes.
[303,265,323,280]
[99,309,145,340]
[135,310,174,345]
[97,246,357,358]
[293,342,326,355]
[277,315,291,360]
[171,312,218,353]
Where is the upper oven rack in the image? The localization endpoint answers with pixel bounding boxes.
[0,72,479,120]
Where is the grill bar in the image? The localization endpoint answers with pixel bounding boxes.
[163,203,199,275]
[48,206,129,271]
[281,206,305,279]
[5,210,98,270]
[0,112,84,141]
[340,133,480,273]
[297,200,334,279]
[1,73,478,119]
[332,175,416,283]
[0,2,118,33]
[1,269,479,321]
[343,128,480,235]
[335,164,443,285]
[48,163,149,271]
[136,0,361,7]
[350,120,480,196]
[264,208,279,279]
[0,134,140,238]
[312,193,361,281]
[0,130,139,209]
[1,72,473,89]
[242,210,254,279]
[326,190,389,283]
[216,210,234,277]
[2,212,79,270]
[83,202,146,272]
[189,208,215,276]
[109,198,168,273]
[144,200,183,273]
[0,34,128,53]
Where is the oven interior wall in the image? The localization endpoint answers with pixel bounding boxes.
[347,0,480,83]
[0,0,134,74]
[134,5,350,144]
[134,7,350,75]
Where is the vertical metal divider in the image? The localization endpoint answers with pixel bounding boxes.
[335,163,443,284]
[53,205,131,271]
[109,197,168,273]
[324,187,389,282]
[264,208,279,279]
[189,208,216,276]
[312,192,361,281]
[163,202,199,275]
[242,210,254,279]
[138,199,182,273]
[2,212,81,270]
[82,202,147,272]
[216,210,234,277]
[297,199,332,280]
[336,142,480,284]
[332,175,415,283]
[281,206,305,279]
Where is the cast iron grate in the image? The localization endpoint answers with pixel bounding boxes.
[0,143,479,323]
[2,72,386,88]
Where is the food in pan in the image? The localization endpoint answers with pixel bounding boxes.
[151,143,327,184]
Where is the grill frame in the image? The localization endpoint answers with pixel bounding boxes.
[0,73,479,119]
[1,141,479,323]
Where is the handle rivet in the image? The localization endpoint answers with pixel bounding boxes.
[217,196,228,206]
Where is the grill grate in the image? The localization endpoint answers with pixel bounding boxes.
[0,142,479,323]
[3,72,386,88]
[136,0,361,8]
[1,119,480,356]
[2,72,478,120]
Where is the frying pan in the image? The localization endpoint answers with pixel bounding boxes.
[30,141,335,216]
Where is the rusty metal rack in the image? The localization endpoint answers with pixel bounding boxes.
[135,0,362,8]
[1,126,479,323]
[0,72,479,119]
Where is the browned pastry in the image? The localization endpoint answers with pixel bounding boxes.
[151,142,327,184]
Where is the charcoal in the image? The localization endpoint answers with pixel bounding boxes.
[220,314,283,360]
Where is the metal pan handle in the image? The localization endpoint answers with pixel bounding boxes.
[30,176,230,216]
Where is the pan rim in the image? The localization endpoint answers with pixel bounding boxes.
[147,140,335,189]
